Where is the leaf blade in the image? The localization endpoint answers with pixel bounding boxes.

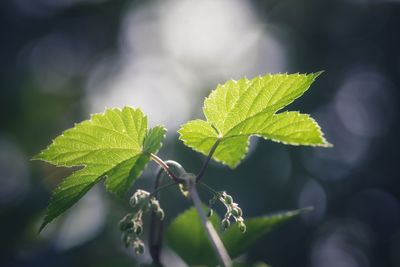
[105,126,167,197]
[34,106,166,230]
[179,72,330,167]
[39,165,107,231]
[222,209,307,259]
[226,111,331,147]
[165,206,220,266]
[165,207,307,266]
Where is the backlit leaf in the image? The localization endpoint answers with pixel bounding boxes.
[165,207,307,266]
[33,107,166,231]
[179,73,331,168]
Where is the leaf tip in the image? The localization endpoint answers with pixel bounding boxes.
[31,150,46,161]
[38,219,49,233]
[319,134,333,148]
[313,70,325,78]
[323,141,334,148]
[31,154,41,161]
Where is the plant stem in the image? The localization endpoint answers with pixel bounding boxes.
[149,182,177,198]
[164,160,187,177]
[149,160,185,266]
[149,167,166,266]
[198,181,220,196]
[196,138,221,181]
[149,157,231,266]
[187,178,232,267]
[150,153,179,182]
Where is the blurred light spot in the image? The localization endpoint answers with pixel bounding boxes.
[298,179,326,223]
[348,189,400,240]
[335,68,396,138]
[88,57,196,131]
[159,0,287,78]
[24,33,93,91]
[0,136,29,206]
[119,2,164,58]
[302,105,369,180]
[87,0,287,132]
[55,185,107,250]
[312,220,371,267]
[160,0,255,64]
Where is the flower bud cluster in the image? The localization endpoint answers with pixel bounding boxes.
[119,189,165,254]
[207,191,246,233]
[119,213,144,254]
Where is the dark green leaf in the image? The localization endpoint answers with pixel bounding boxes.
[166,207,308,266]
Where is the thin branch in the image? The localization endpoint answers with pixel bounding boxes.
[149,167,165,266]
[149,157,231,266]
[164,160,187,178]
[150,153,179,182]
[148,160,185,266]
[196,138,221,181]
[149,182,177,198]
[187,179,232,267]
[198,181,220,196]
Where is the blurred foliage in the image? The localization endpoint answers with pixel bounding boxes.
[165,206,306,266]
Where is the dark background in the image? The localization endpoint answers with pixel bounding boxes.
[1,0,399,266]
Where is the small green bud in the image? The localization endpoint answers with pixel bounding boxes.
[179,183,190,197]
[129,196,138,207]
[135,224,143,235]
[220,191,227,198]
[130,190,150,208]
[151,199,160,211]
[238,221,246,233]
[136,189,150,197]
[119,220,134,231]
[224,195,233,205]
[156,208,165,220]
[119,214,134,231]
[134,241,145,254]
[122,233,131,247]
[221,218,230,230]
[207,209,213,218]
[231,206,242,217]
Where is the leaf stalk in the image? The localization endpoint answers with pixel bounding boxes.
[196,138,221,181]
[187,176,232,267]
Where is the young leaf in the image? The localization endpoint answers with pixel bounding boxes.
[33,107,166,231]
[179,73,331,168]
[165,207,306,266]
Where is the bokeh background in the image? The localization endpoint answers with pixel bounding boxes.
[1,0,400,266]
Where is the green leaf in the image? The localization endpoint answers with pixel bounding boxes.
[143,126,167,153]
[33,107,166,231]
[179,73,331,168]
[221,209,307,259]
[165,207,306,266]
[165,206,221,266]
